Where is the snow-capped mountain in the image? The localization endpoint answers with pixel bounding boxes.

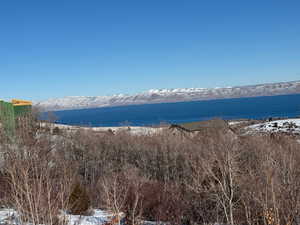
[35,80,300,111]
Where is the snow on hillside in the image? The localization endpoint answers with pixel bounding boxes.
[35,80,300,111]
[247,119,300,135]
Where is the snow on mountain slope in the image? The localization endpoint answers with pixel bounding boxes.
[35,80,300,111]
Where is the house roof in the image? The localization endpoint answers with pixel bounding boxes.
[170,119,228,132]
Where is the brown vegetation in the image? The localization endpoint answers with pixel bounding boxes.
[1,115,300,225]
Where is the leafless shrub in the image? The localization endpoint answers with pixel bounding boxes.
[0,115,74,225]
[239,135,300,225]
[100,172,128,225]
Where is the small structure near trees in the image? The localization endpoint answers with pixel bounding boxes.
[0,99,32,136]
[169,118,236,139]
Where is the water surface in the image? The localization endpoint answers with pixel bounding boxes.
[51,94,300,127]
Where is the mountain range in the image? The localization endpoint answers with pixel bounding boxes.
[35,80,300,111]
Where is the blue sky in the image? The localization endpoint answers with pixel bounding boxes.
[1,0,299,101]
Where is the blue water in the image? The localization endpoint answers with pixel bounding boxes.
[51,94,300,127]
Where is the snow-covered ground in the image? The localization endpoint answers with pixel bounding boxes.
[64,210,123,225]
[228,120,249,126]
[41,123,165,136]
[0,208,165,225]
[90,126,164,136]
[0,208,119,225]
[246,119,300,135]
[0,208,15,225]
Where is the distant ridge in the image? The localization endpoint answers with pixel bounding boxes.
[35,80,300,111]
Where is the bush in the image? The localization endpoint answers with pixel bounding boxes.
[68,182,91,215]
[52,127,61,135]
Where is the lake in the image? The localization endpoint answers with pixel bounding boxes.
[51,94,300,127]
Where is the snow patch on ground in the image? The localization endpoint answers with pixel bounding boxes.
[228,120,249,126]
[247,119,300,134]
[0,208,165,225]
[63,210,120,225]
[0,208,17,225]
[41,123,164,136]
[0,209,116,225]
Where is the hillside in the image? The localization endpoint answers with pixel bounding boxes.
[35,80,300,111]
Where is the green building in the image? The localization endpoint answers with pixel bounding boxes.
[0,99,32,136]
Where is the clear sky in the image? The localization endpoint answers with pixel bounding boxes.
[1,0,299,101]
